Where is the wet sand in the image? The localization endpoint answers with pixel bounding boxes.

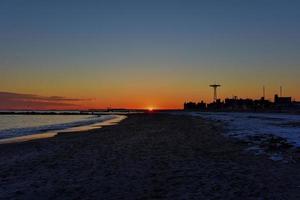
[0,113,300,199]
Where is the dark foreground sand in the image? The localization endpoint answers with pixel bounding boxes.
[0,113,300,200]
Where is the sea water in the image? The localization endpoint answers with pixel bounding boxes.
[0,114,115,140]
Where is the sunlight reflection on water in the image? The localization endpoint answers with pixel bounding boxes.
[0,115,127,144]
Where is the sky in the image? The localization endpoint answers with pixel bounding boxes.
[0,0,300,110]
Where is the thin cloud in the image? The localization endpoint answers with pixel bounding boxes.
[0,92,92,110]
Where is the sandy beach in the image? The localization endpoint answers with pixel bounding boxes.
[0,113,300,199]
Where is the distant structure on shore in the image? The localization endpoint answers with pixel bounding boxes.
[184,85,300,113]
[209,84,221,102]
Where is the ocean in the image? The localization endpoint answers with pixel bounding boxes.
[0,114,115,140]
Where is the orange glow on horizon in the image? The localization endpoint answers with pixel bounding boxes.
[147,107,154,111]
[2,81,300,110]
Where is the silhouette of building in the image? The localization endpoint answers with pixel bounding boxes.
[209,84,221,102]
[206,99,224,110]
[274,94,292,105]
[183,95,296,112]
[183,84,297,112]
[224,98,253,111]
[184,101,206,110]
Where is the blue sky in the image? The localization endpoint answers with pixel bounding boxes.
[1,0,300,108]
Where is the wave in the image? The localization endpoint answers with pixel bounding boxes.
[0,115,115,140]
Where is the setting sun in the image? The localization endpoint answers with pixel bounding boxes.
[147,107,154,111]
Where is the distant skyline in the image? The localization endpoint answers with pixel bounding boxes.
[1,0,300,109]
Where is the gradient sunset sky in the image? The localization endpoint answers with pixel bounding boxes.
[1,0,300,110]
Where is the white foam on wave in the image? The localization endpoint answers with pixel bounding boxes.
[0,115,115,140]
[0,115,127,144]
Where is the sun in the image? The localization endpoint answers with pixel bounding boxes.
[147,107,154,112]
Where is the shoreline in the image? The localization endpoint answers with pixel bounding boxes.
[0,115,127,145]
[0,113,299,199]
